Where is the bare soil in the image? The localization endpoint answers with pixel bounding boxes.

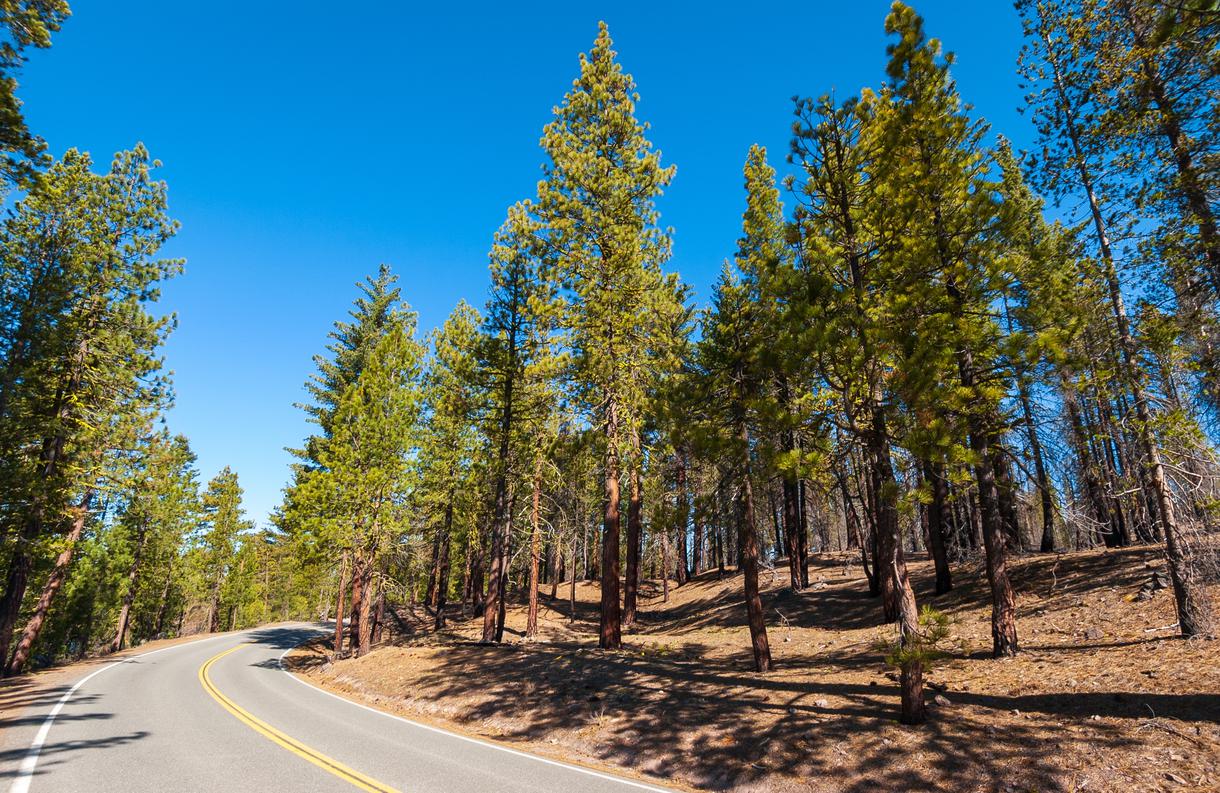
[288,548,1220,793]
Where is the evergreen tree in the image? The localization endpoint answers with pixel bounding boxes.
[418,301,481,631]
[0,0,70,188]
[477,202,560,643]
[536,23,674,649]
[0,146,179,672]
[198,467,251,633]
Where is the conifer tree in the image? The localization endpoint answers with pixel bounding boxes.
[0,146,179,671]
[0,1,70,188]
[1018,0,1216,636]
[419,302,481,631]
[477,203,559,643]
[198,468,252,633]
[695,265,773,673]
[315,321,423,655]
[879,2,1019,656]
[536,23,674,649]
[108,431,198,652]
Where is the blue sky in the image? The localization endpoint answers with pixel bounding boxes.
[18,1,1032,524]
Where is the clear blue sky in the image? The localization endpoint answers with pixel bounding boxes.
[18,1,1032,524]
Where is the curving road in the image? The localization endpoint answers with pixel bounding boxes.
[2,623,673,793]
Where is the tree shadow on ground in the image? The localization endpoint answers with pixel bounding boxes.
[360,636,1196,791]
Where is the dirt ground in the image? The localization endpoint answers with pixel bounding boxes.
[288,548,1220,793]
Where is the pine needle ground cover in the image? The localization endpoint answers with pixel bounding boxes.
[287,548,1220,792]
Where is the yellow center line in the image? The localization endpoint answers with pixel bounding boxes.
[198,643,401,793]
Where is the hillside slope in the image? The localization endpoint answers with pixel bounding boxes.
[290,548,1220,792]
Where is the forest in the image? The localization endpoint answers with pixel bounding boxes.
[0,0,1217,773]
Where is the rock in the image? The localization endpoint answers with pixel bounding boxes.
[933,694,951,707]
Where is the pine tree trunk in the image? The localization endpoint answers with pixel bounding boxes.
[1061,371,1114,538]
[111,519,149,653]
[599,399,623,649]
[0,516,39,667]
[7,492,94,676]
[481,475,512,642]
[0,338,83,667]
[992,448,1024,550]
[349,558,364,654]
[867,419,924,723]
[693,512,704,576]
[526,456,543,639]
[1018,379,1057,552]
[623,430,642,630]
[900,651,926,726]
[967,424,1020,657]
[7,490,90,668]
[153,561,174,638]
[675,449,690,586]
[660,526,670,603]
[435,497,453,631]
[735,418,772,673]
[923,461,953,594]
[372,589,385,644]
[356,562,374,657]
[797,479,810,587]
[333,555,349,656]
[782,477,803,590]
[569,535,578,624]
[494,493,513,643]
[426,525,443,612]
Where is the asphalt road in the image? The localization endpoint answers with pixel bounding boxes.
[3,623,673,792]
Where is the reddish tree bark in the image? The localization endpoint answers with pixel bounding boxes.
[923,461,953,595]
[599,402,623,650]
[8,492,94,676]
[332,555,349,656]
[735,420,772,673]
[110,519,149,653]
[623,439,642,630]
[526,457,543,639]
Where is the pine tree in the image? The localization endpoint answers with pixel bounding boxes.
[198,468,252,633]
[0,146,179,673]
[418,302,481,631]
[477,202,559,643]
[0,1,70,188]
[1018,0,1216,636]
[109,431,198,652]
[536,23,674,649]
[694,264,773,673]
[314,321,423,656]
[879,2,1019,656]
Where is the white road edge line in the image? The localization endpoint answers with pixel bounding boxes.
[276,633,677,793]
[7,632,235,793]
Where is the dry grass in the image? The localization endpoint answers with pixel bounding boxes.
[289,547,1220,792]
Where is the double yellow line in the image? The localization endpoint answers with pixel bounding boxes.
[199,643,400,793]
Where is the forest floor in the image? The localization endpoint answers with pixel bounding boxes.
[287,547,1220,793]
